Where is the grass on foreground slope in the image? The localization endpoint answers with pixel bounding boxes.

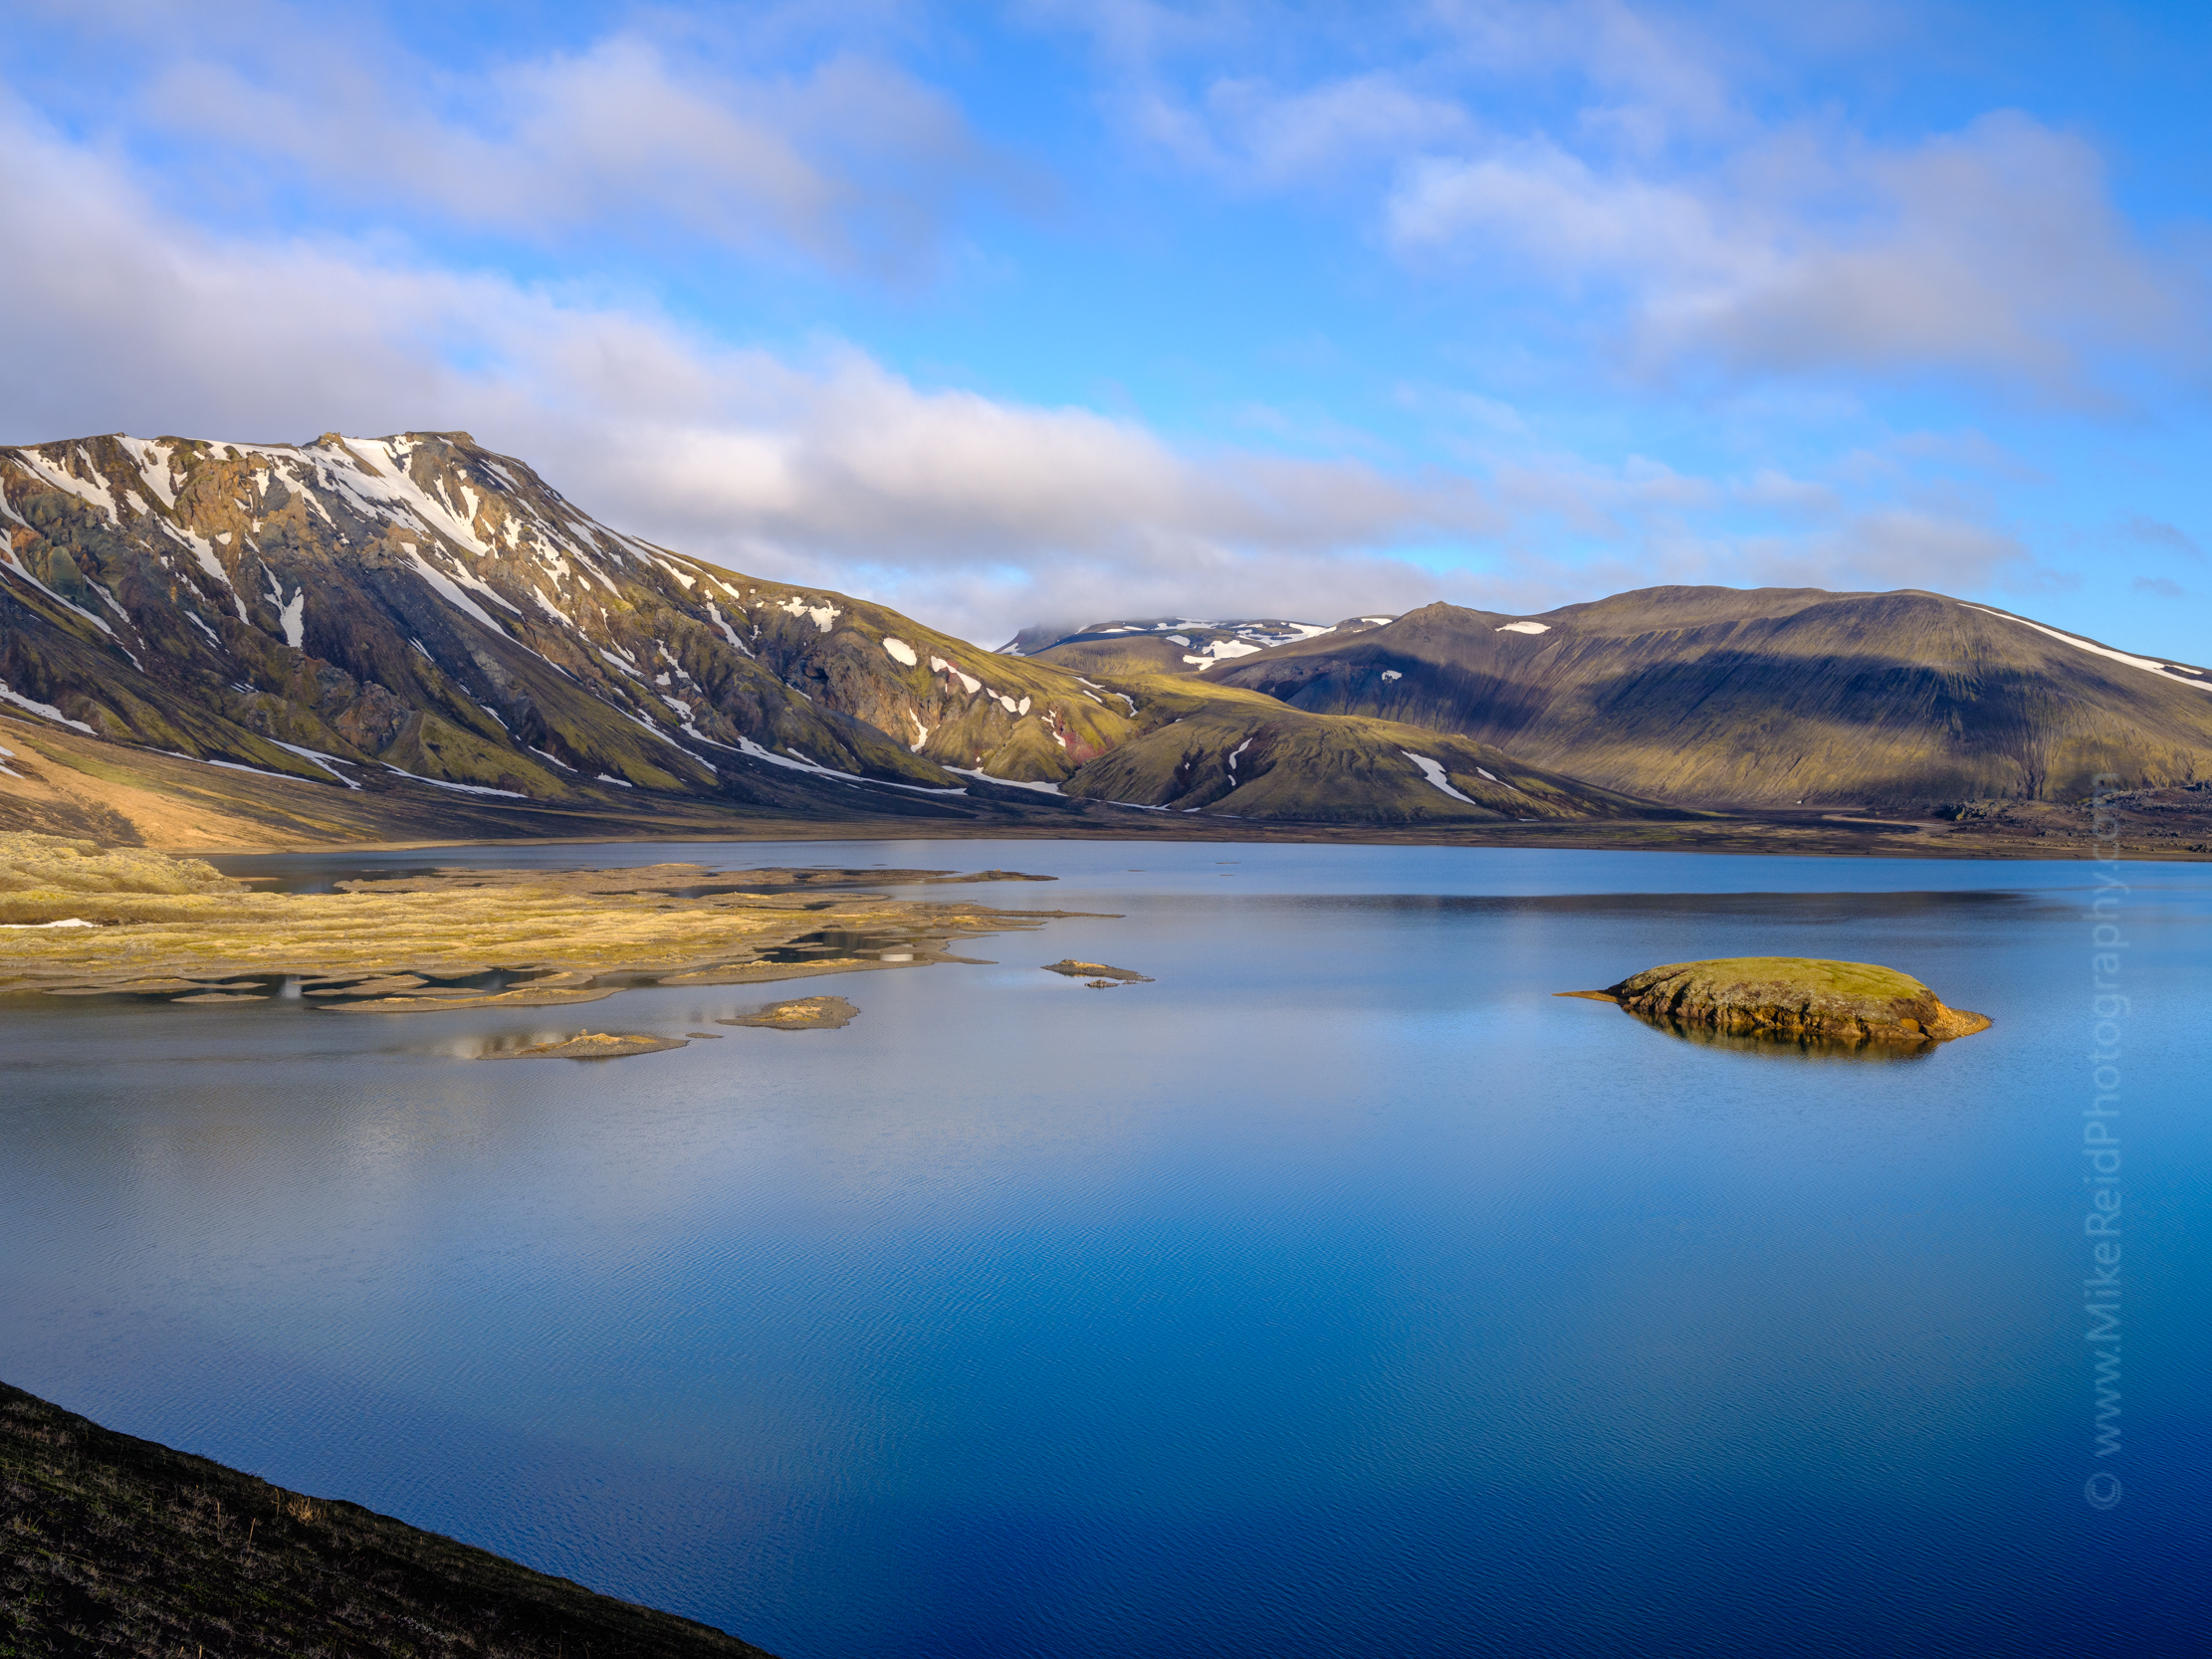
[0,1379,776,1658]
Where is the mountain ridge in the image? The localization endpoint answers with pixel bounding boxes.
[7,428,2206,852]
[1,430,1136,807]
[0,429,1674,842]
[1208,586,2212,807]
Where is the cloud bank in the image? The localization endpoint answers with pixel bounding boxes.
[4,0,2148,643]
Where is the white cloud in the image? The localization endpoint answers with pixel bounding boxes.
[1390,134,1749,280]
[1390,111,2195,400]
[0,93,1500,639]
[76,15,1017,282]
[1055,4,2198,404]
[1134,71,1471,186]
[0,60,2088,645]
[1732,508,2048,595]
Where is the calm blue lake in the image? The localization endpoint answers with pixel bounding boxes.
[3,841,2206,1656]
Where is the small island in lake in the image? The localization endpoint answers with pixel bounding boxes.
[1562,957,1991,1045]
[719,995,860,1030]
[487,1032,690,1060]
[1041,959,1154,986]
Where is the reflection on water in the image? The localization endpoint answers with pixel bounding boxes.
[1612,1006,1941,1062]
[4,841,2208,1659]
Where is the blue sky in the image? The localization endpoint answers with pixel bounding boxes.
[4,1,2208,655]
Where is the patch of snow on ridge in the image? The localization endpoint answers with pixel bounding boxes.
[1496,621,1551,634]
[405,549,503,630]
[2,919,99,930]
[1382,670,1402,682]
[383,765,527,798]
[268,741,359,788]
[278,586,305,649]
[13,447,119,520]
[946,766,1063,795]
[0,679,96,731]
[931,656,983,695]
[704,602,752,654]
[178,531,248,620]
[710,732,965,794]
[115,438,178,508]
[882,636,919,666]
[333,436,497,557]
[0,546,118,636]
[1404,752,1475,803]
[776,596,840,632]
[1186,638,1262,671]
[1962,605,2212,693]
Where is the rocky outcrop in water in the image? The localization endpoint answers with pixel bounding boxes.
[1567,956,1991,1045]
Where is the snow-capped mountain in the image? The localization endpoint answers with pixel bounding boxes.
[1003,615,1395,673]
[0,431,1136,817]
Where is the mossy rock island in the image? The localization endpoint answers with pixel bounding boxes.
[719,995,860,1031]
[1563,957,1991,1045]
[487,1032,689,1060]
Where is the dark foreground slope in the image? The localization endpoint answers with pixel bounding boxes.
[0,1380,775,1659]
[1214,587,2212,807]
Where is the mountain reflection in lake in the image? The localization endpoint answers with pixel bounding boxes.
[3,841,2206,1658]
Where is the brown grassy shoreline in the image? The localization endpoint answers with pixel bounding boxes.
[0,835,1091,1002]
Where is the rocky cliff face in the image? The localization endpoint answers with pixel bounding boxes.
[1,432,1134,808]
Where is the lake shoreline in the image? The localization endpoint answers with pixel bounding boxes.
[163,810,2186,862]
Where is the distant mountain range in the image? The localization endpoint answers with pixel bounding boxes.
[1197,589,2212,807]
[4,430,2205,848]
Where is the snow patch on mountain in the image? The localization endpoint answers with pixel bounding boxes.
[1963,605,2211,693]
[1404,752,1475,803]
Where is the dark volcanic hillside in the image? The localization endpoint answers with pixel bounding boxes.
[1213,587,2212,807]
[0,1379,774,1657]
